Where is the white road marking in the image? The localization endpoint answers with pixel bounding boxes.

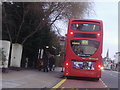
[100,79,107,88]
[114,71,120,74]
[110,71,119,73]
[110,74,118,78]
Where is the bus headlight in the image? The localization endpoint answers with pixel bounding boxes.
[100,66,104,70]
[98,65,104,70]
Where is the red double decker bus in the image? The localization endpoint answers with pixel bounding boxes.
[64,19,103,80]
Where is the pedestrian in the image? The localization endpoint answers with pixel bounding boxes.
[42,52,49,72]
[38,59,44,71]
[49,55,55,71]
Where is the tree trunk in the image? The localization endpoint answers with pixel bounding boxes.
[10,43,23,68]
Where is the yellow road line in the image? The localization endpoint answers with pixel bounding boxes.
[76,88,79,90]
[52,78,67,88]
[60,87,65,90]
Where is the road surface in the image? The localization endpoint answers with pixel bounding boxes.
[1,68,119,89]
[101,70,119,88]
[53,70,119,89]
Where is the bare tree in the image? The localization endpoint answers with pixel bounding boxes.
[2,2,94,44]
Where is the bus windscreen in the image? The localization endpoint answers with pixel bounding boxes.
[71,39,100,57]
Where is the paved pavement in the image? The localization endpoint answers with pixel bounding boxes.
[1,67,64,89]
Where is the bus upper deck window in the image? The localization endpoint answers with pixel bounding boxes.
[72,23,83,30]
[71,23,100,31]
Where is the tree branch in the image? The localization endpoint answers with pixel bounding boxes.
[2,4,12,42]
[22,3,66,45]
[50,4,65,26]
[15,3,27,43]
[53,24,61,36]
[21,21,46,45]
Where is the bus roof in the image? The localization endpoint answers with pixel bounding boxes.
[69,19,102,23]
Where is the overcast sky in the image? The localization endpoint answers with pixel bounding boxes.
[90,0,118,59]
